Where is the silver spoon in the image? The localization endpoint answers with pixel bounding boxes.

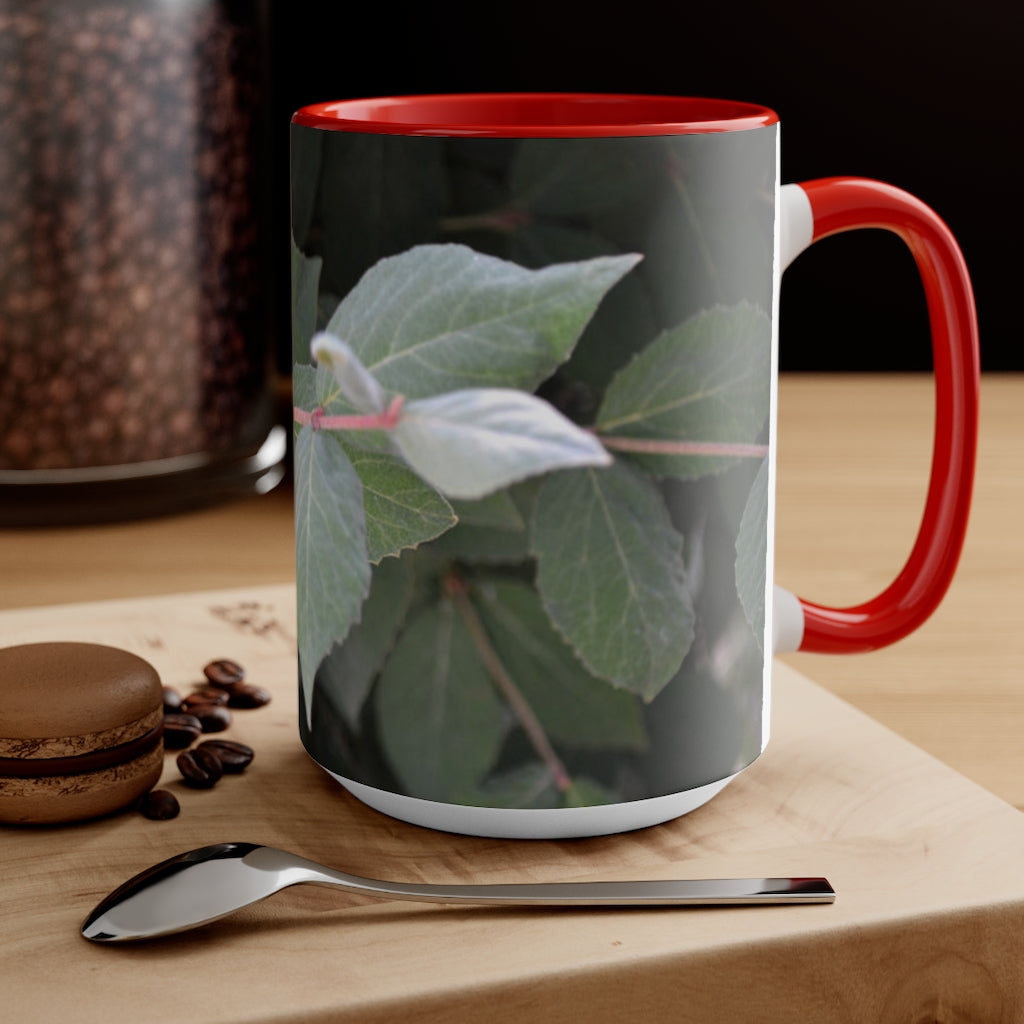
[81,842,834,942]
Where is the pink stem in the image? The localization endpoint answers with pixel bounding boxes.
[294,395,405,432]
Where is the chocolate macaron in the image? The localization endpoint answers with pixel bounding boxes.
[0,642,164,824]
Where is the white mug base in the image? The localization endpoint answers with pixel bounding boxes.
[319,767,743,839]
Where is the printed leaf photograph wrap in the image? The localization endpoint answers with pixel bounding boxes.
[310,333,387,414]
[392,388,610,500]
[325,243,641,399]
[473,580,647,752]
[595,302,772,478]
[313,555,416,729]
[466,762,563,810]
[374,599,506,802]
[312,132,448,304]
[294,424,371,726]
[431,493,529,564]
[289,124,779,807]
[468,764,619,811]
[346,449,456,562]
[532,462,695,701]
[509,138,665,219]
[735,457,770,652]
[560,776,622,808]
[294,362,458,564]
[291,239,322,367]
[291,362,318,432]
[450,492,525,530]
[293,360,378,441]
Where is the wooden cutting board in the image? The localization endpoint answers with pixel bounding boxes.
[1,584,1022,1023]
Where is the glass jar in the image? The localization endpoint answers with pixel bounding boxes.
[0,0,284,525]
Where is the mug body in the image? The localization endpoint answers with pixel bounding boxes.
[290,95,780,837]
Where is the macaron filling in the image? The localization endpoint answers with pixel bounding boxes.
[0,719,163,778]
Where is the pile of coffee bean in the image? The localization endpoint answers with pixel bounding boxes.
[140,658,270,821]
[0,3,269,472]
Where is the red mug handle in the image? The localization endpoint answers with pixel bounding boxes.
[775,177,980,654]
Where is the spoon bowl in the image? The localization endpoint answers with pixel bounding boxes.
[81,841,834,942]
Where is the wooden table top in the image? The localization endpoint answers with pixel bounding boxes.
[3,373,1022,809]
[2,583,1023,1023]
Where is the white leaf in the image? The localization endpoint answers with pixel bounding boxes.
[392,389,611,500]
[310,332,387,414]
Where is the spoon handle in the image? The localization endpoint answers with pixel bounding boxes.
[257,847,835,906]
[311,872,836,907]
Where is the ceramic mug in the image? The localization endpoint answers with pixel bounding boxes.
[289,94,978,839]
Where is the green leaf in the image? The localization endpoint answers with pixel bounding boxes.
[560,776,620,808]
[474,580,647,751]
[450,492,524,530]
[291,240,323,367]
[595,303,772,478]
[374,598,507,802]
[392,388,611,500]
[532,462,694,701]
[347,449,456,562]
[431,493,529,563]
[313,555,416,729]
[466,762,561,809]
[430,522,530,565]
[735,457,769,652]
[469,765,620,810]
[294,424,371,727]
[326,243,641,399]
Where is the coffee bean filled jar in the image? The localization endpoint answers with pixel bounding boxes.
[0,0,285,524]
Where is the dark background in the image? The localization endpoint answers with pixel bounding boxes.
[266,0,1017,372]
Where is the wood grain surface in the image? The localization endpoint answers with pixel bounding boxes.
[1,584,1023,1023]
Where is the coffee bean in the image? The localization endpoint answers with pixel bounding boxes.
[197,739,254,773]
[194,704,232,733]
[139,789,180,820]
[203,658,245,689]
[163,712,203,749]
[182,688,229,710]
[162,686,183,713]
[177,746,223,789]
[227,684,272,709]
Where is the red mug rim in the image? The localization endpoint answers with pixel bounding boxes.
[291,93,779,137]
